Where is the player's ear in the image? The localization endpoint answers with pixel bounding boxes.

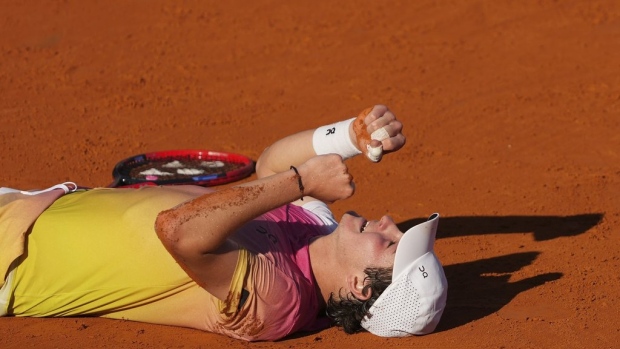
[346,273,372,301]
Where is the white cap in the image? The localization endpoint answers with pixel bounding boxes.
[361,213,448,337]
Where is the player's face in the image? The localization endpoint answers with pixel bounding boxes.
[334,212,404,271]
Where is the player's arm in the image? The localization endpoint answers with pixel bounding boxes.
[255,104,406,183]
[154,154,354,301]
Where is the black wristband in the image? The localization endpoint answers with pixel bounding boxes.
[290,166,304,201]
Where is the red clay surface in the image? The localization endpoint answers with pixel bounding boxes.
[1,1,619,348]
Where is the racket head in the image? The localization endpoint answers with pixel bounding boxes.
[110,149,255,188]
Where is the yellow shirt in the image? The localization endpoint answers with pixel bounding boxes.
[0,187,67,287]
[10,187,247,330]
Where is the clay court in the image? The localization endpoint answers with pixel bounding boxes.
[1,0,619,348]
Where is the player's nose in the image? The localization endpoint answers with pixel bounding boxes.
[379,215,404,241]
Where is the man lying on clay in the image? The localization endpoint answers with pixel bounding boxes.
[0,104,447,341]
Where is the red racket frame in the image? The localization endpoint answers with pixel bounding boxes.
[110,149,254,188]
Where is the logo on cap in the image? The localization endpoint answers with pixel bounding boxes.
[419,266,428,278]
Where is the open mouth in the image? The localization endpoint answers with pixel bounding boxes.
[360,220,369,233]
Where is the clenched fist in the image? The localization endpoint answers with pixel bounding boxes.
[297,154,355,203]
[352,105,406,162]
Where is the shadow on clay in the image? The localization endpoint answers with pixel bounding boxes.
[396,214,603,332]
[396,213,603,241]
[436,252,562,332]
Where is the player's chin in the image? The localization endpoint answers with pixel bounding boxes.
[343,211,361,218]
[341,211,363,227]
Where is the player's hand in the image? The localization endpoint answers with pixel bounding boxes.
[352,105,406,162]
[298,154,354,203]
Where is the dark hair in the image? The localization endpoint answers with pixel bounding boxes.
[325,267,392,334]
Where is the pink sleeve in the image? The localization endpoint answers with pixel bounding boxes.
[211,252,304,341]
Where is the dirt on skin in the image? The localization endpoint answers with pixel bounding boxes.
[1,0,619,348]
[353,107,373,148]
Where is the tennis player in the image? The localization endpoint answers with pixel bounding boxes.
[0,105,447,341]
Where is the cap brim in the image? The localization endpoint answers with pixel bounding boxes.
[393,213,439,281]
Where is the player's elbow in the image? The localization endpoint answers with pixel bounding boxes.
[155,209,183,252]
[155,209,223,257]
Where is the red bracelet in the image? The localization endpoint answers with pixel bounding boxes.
[290,166,304,201]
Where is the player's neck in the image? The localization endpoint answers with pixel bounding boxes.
[308,234,344,309]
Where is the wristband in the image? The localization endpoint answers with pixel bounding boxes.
[312,118,362,159]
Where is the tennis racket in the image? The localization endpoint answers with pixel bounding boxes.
[109,149,255,188]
